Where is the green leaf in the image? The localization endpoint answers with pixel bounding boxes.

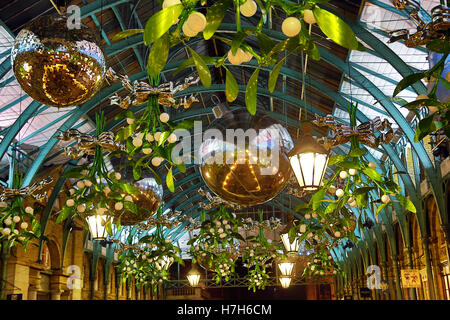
[133,166,142,181]
[396,194,416,213]
[123,201,138,214]
[116,124,137,142]
[231,31,248,55]
[148,167,162,185]
[357,41,366,51]
[376,202,388,214]
[349,147,366,157]
[56,206,72,224]
[401,98,441,111]
[426,39,450,54]
[256,33,275,56]
[143,4,184,45]
[414,113,436,142]
[176,162,186,173]
[268,55,287,93]
[174,120,195,130]
[158,131,171,146]
[112,29,144,42]
[355,193,368,208]
[147,32,170,78]
[225,68,239,102]
[295,203,310,212]
[245,66,260,115]
[166,167,175,192]
[307,42,320,61]
[188,47,211,88]
[328,155,347,166]
[363,167,383,182]
[393,72,425,97]
[203,0,232,40]
[310,188,326,211]
[119,182,141,195]
[174,55,217,75]
[354,186,375,195]
[313,7,358,50]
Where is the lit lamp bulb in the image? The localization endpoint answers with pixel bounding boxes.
[288,123,330,191]
[280,233,300,254]
[185,12,207,33]
[187,263,201,287]
[282,17,301,37]
[280,276,292,289]
[86,214,113,241]
[278,259,294,276]
[240,0,257,17]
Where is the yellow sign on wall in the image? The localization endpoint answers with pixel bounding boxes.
[401,269,421,288]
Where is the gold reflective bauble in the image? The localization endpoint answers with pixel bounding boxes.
[11,14,106,108]
[198,109,294,207]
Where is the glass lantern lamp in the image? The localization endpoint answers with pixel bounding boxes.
[280,276,292,289]
[187,263,201,287]
[278,259,295,276]
[288,122,330,191]
[86,214,113,241]
[280,215,300,255]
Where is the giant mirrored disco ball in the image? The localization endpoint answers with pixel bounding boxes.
[198,109,294,206]
[11,14,106,108]
[110,157,163,225]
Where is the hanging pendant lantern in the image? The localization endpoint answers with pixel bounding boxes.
[187,263,201,287]
[280,215,300,254]
[279,276,292,288]
[277,259,295,276]
[288,123,329,191]
[86,214,113,241]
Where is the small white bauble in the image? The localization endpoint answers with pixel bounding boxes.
[103,186,111,195]
[182,22,198,37]
[303,9,316,24]
[240,0,257,17]
[312,212,318,219]
[84,180,92,187]
[227,49,243,65]
[335,188,344,198]
[160,113,170,123]
[146,133,154,142]
[13,216,21,223]
[124,195,133,202]
[305,213,311,220]
[339,171,348,179]
[334,231,341,238]
[76,204,85,213]
[186,12,207,33]
[20,222,28,230]
[25,206,34,214]
[126,118,134,125]
[308,232,313,238]
[282,17,301,37]
[348,197,355,203]
[168,133,177,143]
[349,168,357,176]
[132,137,143,148]
[2,228,11,235]
[115,202,124,211]
[4,218,12,226]
[76,180,85,189]
[115,172,122,180]
[143,148,153,155]
[368,161,377,169]
[151,157,163,166]
[154,131,162,141]
[300,224,307,233]
[66,199,75,207]
[328,185,336,194]
[162,0,181,9]
[381,194,390,204]
[349,201,357,208]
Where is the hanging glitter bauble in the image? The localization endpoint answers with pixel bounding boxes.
[109,157,163,225]
[11,14,106,108]
[198,109,294,207]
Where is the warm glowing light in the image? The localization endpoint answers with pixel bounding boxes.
[86,214,113,241]
[187,264,201,287]
[280,276,292,288]
[278,260,294,276]
[280,233,300,254]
